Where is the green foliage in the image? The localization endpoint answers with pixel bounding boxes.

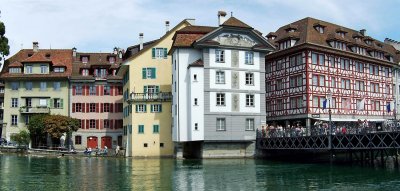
[0,20,10,61]
[43,115,80,139]
[11,130,30,146]
[27,114,47,136]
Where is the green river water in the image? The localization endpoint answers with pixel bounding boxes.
[0,154,400,190]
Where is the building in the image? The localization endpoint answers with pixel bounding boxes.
[170,12,274,158]
[121,19,193,157]
[0,42,72,144]
[265,17,399,130]
[384,38,400,119]
[70,48,124,150]
[0,80,4,139]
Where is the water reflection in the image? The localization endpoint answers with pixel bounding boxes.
[1,154,400,190]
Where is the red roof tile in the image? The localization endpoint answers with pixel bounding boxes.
[222,17,252,29]
[8,61,23,67]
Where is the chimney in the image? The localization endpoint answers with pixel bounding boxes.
[118,48,124,59]
[139,33,144,50]
[33,42,39,52]
[185,18,195,25]
[72,47,77,57]
[360,29,366,36]
[218,11,227,26]
[165,21,170,33]
[113,47,118,54]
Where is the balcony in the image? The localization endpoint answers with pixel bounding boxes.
[19,106,50,114]
[129,92,172,102]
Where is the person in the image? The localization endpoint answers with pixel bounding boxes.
[115,145,120,156]
[95,146,99,156]
[103,146,108,156]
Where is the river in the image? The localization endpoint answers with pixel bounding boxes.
[1,154,400,190]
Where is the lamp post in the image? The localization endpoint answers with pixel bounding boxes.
[327,91,332,150]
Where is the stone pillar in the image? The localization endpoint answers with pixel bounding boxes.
[306,118,311,136]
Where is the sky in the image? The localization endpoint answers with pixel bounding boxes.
[1,0,400,58]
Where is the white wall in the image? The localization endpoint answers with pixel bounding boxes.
[209,92,260,113]
[209,49,232,68]
[189,67,204,141]
[238,51,260,70]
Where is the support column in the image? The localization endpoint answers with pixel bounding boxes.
[306,118,311,136]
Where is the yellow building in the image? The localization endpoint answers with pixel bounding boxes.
[121,20,193,157]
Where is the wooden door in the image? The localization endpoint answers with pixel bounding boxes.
[101,136,112,149]
[87,136,98,149]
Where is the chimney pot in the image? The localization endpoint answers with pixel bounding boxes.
[165,21,170,33]
[360,29,366,36]
[139,33,144,50]
[218,11,227,26]
[113,47,118,54]
[33,42,39,52]
[72,47,77,57]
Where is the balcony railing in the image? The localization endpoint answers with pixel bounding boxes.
[129,92,172,102]
[19,106,51,114]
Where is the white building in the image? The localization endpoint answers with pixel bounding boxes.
[170,12,275,158]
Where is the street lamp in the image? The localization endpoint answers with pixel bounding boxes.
[327,91,332,150]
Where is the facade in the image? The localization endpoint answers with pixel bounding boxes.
[384,38,400,119]
[171,13,274,158]
[0,42,72,143]
[265,17,399,129]
[70,48,124,150]
[121,20,192,157]
[0,80,4,139]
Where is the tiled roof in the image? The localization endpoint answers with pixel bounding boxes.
[221,17,252,29]
[1,49,73,79]
[187,59,203,68]
[124,40,158,60]
[71,52,123,80]
[267,17,399,63]
[172,26,216,48]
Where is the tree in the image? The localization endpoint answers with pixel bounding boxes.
[10,130,30,147]
[0,14,10,62]
[43,115,80,139]
[27,114,47,147]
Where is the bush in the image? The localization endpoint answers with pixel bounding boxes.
[10,130,30,147]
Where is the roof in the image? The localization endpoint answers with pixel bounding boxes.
[221,17,253,29]
[172,26,216,48]
[123,40,158,59]
[187,59,204,68]
[71,52,123,80]
[1,49,73,79]
[266,17,399,64]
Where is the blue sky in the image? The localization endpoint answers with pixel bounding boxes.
[1,0,400,57]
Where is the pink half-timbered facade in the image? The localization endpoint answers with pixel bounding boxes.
[265,17,399,128]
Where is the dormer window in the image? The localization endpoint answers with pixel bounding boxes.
[28,54,33,57]
[354,37,361,42]
[45,54,51,58]
[54,67,65,73]
[352,46,366,55]
[288,29,296,33]
[82,69,89,76]
[9,68,21,73]
[315,26,324,34]
[109,56,116,64]
[372,51,384,59]
[279,39,297,50]
[81,56,89,63]
[331,41,347,51]
[376,43,383,48]
[336,32,346,38]
[365,40,372,45]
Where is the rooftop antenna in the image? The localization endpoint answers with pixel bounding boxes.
[231,11,233,17]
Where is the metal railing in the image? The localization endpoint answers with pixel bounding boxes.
[129,92,172,102]
[19,106,50,114]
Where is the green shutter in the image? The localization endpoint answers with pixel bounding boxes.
[153,125,159,133]
[142,68,146,79]
[163,48,167,59]
[151,68,156,79]
[144,86,148,93]
[144,104,147,112]
[152,48,155,59]
[60,99,64,108]
[159,104,162,112]
[135,105,138,112]
[155,86,159,93]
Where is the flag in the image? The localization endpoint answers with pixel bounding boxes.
[357,97,365,111]
[322,99,327,110]
[387,102,391,112]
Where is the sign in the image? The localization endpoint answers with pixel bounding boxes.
[312,114,320,118]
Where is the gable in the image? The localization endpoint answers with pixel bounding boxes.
[213,32,258,47]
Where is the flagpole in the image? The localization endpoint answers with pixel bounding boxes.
[327,91,332,150]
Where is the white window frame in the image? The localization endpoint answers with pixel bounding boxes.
[216,71,225,84]
[155,48,164,59]
[11,115,18,126]
[245,73,254,86]
[151,104,162,113]
[26,65,33,74]
[215,49,225,62]
[216,93,225,106]
[11,98,18,108]
[246,94,255,107]
[40,65,48,74]
[40,82,47,91]
[245,51,254,65]
[245,118,255,131]
[137,104,146,113]
[216,118,226,131]
[39,99,47,107]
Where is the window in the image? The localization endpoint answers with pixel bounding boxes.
[340,58,350,70]
[312,75,325,87]
[194,74,197,81]
[40,82,47,91]
[332,41,347,50]
[11,115,18,126]
[245,51,254,65]
[312,53,325,65]
[53,98,62,108]
[89,85,96,95]
[194,98,198,106]
[39,99,47,107]
[385,85,390,94]
[245,118,255,131]
[151,104,162,113]
[142,68,156,79]
[54,67,65,73]
[75,136,82,145]
[277,99,283,110]
[82,69,89,76]
[331,77,336,88]
[372,100,380,111]
[369,64,379,75]
[245,73,254,85]
[104,85,111,95]
[25,82,33,91]
[276,79,284,90]
[216,93,225,106]
[328,56,335,68]
[75,85,83,95]
[11,82,19,90]
[144,143,148,147]
[138,125,144,134]
[53,82,61,91]
[95,68,107,78]
[216,71,225,84]
[82,56,88,63]
[26,65,33,74]
[266,63,272,73]
[315,26,324,33]
[194,123,198,131]
[385,67,390,77]
[89,119,96,129]
[76,103,82,112]
[40,65,48,73]
[341,98,351,110]
[340,79,350,90]
[89,103,96,112]
[290,97,303,109]
[355,81,365,91]
[246,94,255,107]
[289,54,302,67]
[276,60,284,70]
[371,83,379,93]
[266,81,272,92]
[313,96,319,107]
[153,125,159,133]
[26,98,32,107]
[355,62,364,73]
[266,101,272,112]
[11,98,18,108]
[216,118,226,131]
[9,68,21,73]
[289,75,303,88]
[104,120,110,129]
[153,48,167,59]
[278,40,296,50]
[136,104,146,113]
[215,49,224,62]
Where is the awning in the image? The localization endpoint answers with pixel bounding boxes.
[316,118,387,122]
